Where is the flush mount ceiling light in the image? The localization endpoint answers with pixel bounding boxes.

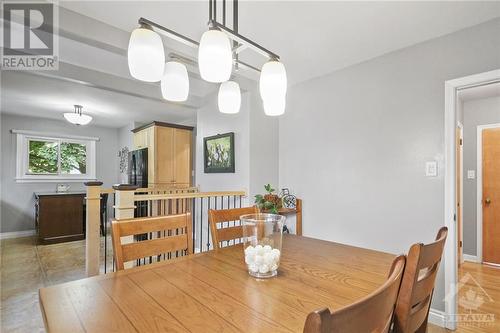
[127,0,287,115]
[64,105,92,126]
[218,81,241,114]
[161,61,189,102]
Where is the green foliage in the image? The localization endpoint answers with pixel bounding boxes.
[28,141,58,174]
[60,142,86,174]
[254,184,280,214]
[28,140,86,175]
[264,184,275,193]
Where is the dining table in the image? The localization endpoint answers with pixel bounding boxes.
[38,234,396,332]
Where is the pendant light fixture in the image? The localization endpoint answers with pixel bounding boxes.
[218,81,241,114]
[127,25,165,82]
[263,96,286,116]
[198,28,233,83]
[64,105,92,125]
[128,0,287,115]
[161,61,189,102]
[259,60,287,101]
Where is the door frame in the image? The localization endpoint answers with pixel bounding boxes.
[456,121,463,265]
[476,122,500,263]
[444,69,500,330]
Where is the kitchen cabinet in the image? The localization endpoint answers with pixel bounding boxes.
[34,192,85,244]
[132,121,193,187]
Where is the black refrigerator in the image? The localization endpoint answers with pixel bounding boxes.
[128,148,148,188]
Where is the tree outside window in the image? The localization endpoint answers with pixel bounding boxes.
[28,140,87,175]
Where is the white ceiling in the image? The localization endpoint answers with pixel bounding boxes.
[458,82,500,102]
[2,1,500,128]
[60,0,500,84]
[1,71,198,127]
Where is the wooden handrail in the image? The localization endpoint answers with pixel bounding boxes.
[133,191,246,201]
[100,186,199,195]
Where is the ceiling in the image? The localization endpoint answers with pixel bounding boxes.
[458,82,500,102]
[2,1,500,128]
[59,1,500,84]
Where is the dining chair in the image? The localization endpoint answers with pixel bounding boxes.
[111,213,192,270]
[303,255,406,333]
[392,227,448,333]
[208,206,258,250]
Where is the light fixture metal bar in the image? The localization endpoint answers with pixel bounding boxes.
[138,17,199,48]
[138,13,278,73]
[236,60,260,72]
[233,43,248,54]
[211,20,279,60]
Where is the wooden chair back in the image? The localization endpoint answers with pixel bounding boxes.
[304,255,406,333]
[393,227,448,333]
[111,213,192,270]
[208,206,258,250]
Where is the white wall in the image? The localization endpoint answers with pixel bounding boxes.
[249,83,280,199]
[279,18,500,312]
[195,92,251,194]
[0,113,119,233]
[117,122,136,184]
[195,87,280,201]
[462,96,500,256]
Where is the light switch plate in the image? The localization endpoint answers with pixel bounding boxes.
[425,161,438,177]
[467,170,475,179]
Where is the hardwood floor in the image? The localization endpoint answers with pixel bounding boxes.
[1,236,498,332]
[428,262,500,333]
[0,236,112,332]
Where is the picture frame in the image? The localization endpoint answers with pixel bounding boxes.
[204,132,235,173]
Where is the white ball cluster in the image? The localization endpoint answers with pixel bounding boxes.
[245,245,281,274]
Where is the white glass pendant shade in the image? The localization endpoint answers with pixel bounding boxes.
[218,81,241,114]
[263,96,286,116]
[63,113,92,125]
[161,61,189,102]
[259,60,287,101]
[198,29,233,83]
[128,27,165,82]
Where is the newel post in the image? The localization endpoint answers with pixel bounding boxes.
[113,184,139,269]
[84,181,102,277]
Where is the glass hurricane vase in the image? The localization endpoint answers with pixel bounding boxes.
[241,213,285,278]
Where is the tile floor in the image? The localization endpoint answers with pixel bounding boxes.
[1,235,113,332]
[1,236,498,333]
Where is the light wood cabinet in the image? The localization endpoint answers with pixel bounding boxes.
[132,122,193,187]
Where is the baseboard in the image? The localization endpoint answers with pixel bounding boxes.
[428,308,446,328]
[463,254,479,263]
[0,230,36,240]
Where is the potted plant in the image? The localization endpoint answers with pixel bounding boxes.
[254,184,282,214]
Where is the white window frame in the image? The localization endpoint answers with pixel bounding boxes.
[13,130,98,182]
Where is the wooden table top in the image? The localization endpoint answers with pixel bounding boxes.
[39,235,395,333]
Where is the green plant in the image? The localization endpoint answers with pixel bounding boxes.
[254,184,281,214]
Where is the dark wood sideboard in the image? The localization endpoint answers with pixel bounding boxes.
[34,192,86,244]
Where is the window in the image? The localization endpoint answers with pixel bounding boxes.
[14,130,97,182]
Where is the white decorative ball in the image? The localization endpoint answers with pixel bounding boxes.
[263,245,272,252]
[259,264,270,274]
[249,264,259,273]
[245,255,255,265]
[263,252,274,265]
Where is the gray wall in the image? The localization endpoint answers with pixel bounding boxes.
[279,18,500,312]
[0,113,119,233]
[462,96,500,256]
